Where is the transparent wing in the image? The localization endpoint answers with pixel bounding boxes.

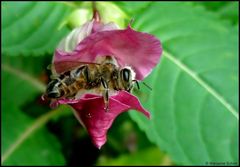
[48,55,119,75]
[47,61,101,75]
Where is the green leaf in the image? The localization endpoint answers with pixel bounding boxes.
[118,2,239,165]
[2,54,51,78]
[1,63,66,165]
[217,2,239,25]
[97,147,170,166]
[193,1,229,11]
[114,1,152,15]
[1,1,72,56]
[193,1,239,25]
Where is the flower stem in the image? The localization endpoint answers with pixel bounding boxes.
[2,63,45,92]
[1,106,72,164]
[92,1,100,22]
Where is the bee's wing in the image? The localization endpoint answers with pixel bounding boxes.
[47,61,101,75]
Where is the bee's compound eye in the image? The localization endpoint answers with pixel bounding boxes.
[121,68,131,82]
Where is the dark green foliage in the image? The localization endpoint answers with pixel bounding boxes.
[1,1,238,166]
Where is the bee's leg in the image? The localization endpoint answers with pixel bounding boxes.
[82,66,89,82]
[101,77,109,112]
[103,89,109,112]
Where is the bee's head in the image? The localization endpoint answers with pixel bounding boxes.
[119,67,136,92]
[46,79,64,99]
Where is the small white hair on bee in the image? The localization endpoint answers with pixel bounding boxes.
[95,55,119,67]
[122,66,136,80]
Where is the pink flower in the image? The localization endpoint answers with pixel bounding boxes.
[48,17,162,148]
[55,91,150,149]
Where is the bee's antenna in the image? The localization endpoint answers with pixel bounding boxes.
[142,82,152,91]
[132,80,140,89]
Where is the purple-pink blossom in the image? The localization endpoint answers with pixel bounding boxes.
[48,16,162,148]
[56,91,150,149]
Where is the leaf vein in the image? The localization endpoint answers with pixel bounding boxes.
[1,63,45,92]
[3,2,37,29]
[198,94,212,162]
[172,71,193,164]
[164,51,238,120]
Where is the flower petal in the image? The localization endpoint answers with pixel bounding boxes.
[57,20,94,52]
[92,21,119,33]
[54,25,162,80]
[57,20,119,53]
[59,91,150,149]
[53,21,119,74]
[111,91,150,118]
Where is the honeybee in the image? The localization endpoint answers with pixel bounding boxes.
[44,56,139,111]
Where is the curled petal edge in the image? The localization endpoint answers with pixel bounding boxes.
[54,25,162,80]
[56,91,150,148]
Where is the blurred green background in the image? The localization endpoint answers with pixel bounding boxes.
[1,1,239,166]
